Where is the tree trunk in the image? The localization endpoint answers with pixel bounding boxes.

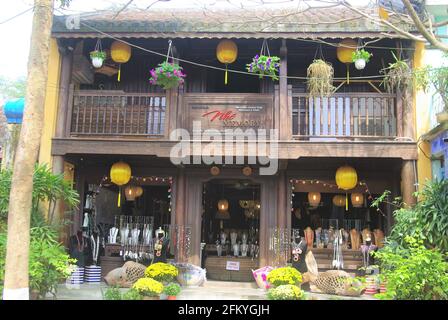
[2,0,54,300]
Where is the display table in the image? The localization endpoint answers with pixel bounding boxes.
[205,256,258,282]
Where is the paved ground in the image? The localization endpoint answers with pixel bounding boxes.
[47,281,377,300]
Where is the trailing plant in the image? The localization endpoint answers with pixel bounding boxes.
[351,49,372,63]
[163,282,181,296]
[306,59,335,97]
[145,262,178,283]
[90,50,107,60]
[246,54,280,81]
[132,277,164,297]
[429,59,448,112]
[104,285,122,300]
[266,266,302,287]
[267,284,305,300]
[149,61,186,90]
[373,236,448,300]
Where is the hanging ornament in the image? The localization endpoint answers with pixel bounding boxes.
[216,40,238,85]
[110,41,132,82]
[333,195,346,207]
[351,193,364,208]
[217,199,229,212]
[336,39,357,84]
[90,39,106,68]
[307,192,321,207]
[242,166,253,176]
[210,166,221,176]
[110,161,132,207]
[125,185,138,201]
[335,165,358,211]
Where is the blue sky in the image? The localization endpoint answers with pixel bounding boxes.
[0,0,371,80]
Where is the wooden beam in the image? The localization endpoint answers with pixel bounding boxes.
[279,40,289,140]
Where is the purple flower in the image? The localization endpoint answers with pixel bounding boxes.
[255,54,259,60]
[166,72,171,77]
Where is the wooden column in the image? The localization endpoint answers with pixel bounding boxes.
[401,160,417,207]
[174,168,187,262]
[279,40,290,140]
[276,169,287,230]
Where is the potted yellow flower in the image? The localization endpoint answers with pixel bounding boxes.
[132,278,164,300]
[145,262,178,284]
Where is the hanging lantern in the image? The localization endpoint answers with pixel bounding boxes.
[135,186,143,198]
[217,199,229,212]
[216,40,238,85]
[242,166,253,176]
[333,195,346,207]
[110,161,132,207]
[125,185,138,201]
[210,166,221,176]
[336,39,357,84]
[351,193,364,208]
[294,208,302,220]
[307,192,321,207]
[335,165,358,211]
[3,98,25,124]
[378,6,389,20]
[110,41,132,82]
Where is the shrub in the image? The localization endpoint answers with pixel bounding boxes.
[132,277,164,297]
[267,285,305,300]
[163,282,181,296]
[374,236,448,300]
[104,286,122,300]
[266,267,302,287]
[122,288,142,300]
[145,262,178,283]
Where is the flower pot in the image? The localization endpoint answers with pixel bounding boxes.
[167,295,177,300]
[143,295,160,300]
[91,57,104,68]
[436,111,448,124]
[354,59,366,70]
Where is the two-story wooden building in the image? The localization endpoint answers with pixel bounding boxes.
[41,7,421,278]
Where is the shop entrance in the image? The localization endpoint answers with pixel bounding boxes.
[201,179,260,282]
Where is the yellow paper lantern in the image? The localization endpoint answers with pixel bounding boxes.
[216,40,238,85]
[217,199,229,212]
[378,6,389,20]
[110,161,132,207]
[135,186,143,198]
[307,192,321,207]
[336,38,357,84]
[351,193,364,208]
[333,195,346,207]
[335,165,358,210]
[110,41,132,82]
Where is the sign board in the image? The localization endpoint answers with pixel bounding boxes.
[226,261,240,271]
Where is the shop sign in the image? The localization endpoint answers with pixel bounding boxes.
[226,261,240,271]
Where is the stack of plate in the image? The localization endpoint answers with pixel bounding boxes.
[84,265,102,283]
[69,267,85,285]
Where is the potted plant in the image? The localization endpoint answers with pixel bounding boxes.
[145,262,179,284]
[246,54,280,81]
[90,50,107,68]
[352,49,372,70]
[266,266,302,287]
[132,277,164,300]
[163,282,181,300]
[149,61,186,90]
[306,59,335,97]
[267,284,305,300]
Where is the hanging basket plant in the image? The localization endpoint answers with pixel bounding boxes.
[307,59,335,97]
[246,40,280,81]
[149,40,186,90]
[90,39,106,68]
[352,49,372,70]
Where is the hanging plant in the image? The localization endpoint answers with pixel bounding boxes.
[352,49,372,70]
[246,40,280,81]
[90,39,106,68]
[306,59,335,97]
[381,52,427,93]
[149,40,186,90]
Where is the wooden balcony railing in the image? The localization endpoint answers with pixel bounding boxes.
[70,91,166,137]
[292,93,398,139]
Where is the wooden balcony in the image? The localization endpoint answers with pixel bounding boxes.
[69,90,166,137]
[292,93,398,140]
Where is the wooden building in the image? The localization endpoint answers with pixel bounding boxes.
[43,7,422,278]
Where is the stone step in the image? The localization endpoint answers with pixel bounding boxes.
[203,280,258,289]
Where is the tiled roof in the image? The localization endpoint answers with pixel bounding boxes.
[52,6,414,39]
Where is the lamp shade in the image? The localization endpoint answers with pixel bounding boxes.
[110,161,132,186]
[3,98,25,124]
[135,186,143,198]
[217,199,229,212]
[110,41,131,64]
[336,39,357,64]
[333,195,346,207]
[335,165,358,190]
[216,40,238,64]
[351,193,364,207]
[308,192,321,207]
[125,185,138,201]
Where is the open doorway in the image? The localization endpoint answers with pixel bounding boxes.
[201,179,260,282]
